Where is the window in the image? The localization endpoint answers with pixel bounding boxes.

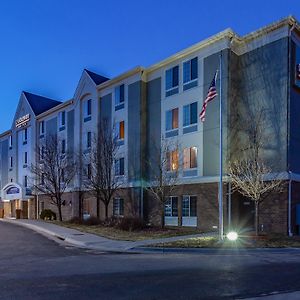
[61,139,66,154]
[113,198,124,216]
[183,147,197,169]
[24,176,28,188]
[10,157,13,168]
[166,150,179,171]
[24,152,28,165]
[117,121,125,140]
[23,128,28,144]
[183,102,198,127]
[87,131,92,149]
[59,111,66,129]
[40,146,45,161]
[166,108,179,131]
[39,121,45,137]
[165,66,179,97]
[182,196,197,217]
[183,57,198,86]
[9,136,12,148]
[41,173,45,185]
[61,169,65,182]
[84,99,92,122]
[87,164,92,179]
[115,84,125,110]
[164,196,178,217]
[115,157,125,176]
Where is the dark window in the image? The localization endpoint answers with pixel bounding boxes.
[164,197,178,217]
[183,57,198,83]
[113,198,124,216]
[183,102,198,127]
[166,66,179,90]
[87,132,91,148]
[61,140,66,154]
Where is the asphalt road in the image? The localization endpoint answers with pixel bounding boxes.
[1,222,300,300]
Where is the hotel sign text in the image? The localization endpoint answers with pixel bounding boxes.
[16,114,30,128]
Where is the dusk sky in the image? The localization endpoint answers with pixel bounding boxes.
[0,0,298,133]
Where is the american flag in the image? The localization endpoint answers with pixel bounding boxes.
[200,71,218,122]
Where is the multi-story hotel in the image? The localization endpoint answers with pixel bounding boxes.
[1,16,300,234]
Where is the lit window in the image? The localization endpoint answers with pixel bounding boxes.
[113,198,124,216]
[182,196,197,217]
[183,57,198,84]
[166,150,179,171]
[183,102,198,127]
[118,121,125,140]
[166,108,179,131]
[164,196,178,217]
[183,147,197,169]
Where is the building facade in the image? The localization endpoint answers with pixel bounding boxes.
[1,16,300,234]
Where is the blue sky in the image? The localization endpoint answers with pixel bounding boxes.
[0,0,298,132]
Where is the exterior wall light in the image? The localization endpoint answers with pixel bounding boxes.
[226,231,238,241]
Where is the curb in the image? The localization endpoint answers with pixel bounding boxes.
[0,219,87,248]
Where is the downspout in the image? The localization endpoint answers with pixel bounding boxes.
[287,22,296,237]
[288,171,292,237]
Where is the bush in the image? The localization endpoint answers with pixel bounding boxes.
[69,217,83,224]
[102,216,121,227]
[117,217,146,231]
[40,209,56,221]
[83,216,102,226]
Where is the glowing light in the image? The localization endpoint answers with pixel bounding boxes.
[226,231,238,241]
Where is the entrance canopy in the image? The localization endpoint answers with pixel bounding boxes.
[1,183,32,202]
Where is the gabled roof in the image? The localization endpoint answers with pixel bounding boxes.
[84,69,109,85]
[23,91,62,116]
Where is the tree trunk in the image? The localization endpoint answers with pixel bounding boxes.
[57,201,63,222]
[161,207,165,229]
[105,203,109,220]
[96,193,100,219]
[254,201,259,236]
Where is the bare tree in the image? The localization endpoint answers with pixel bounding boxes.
[83,120,123,220]
[145,138,180,228]
[228,110,283,235]
[30,135,77,221]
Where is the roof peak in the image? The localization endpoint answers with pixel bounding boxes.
[84,69,109,85]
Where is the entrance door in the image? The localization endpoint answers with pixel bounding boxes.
[10,200,16,218]
[22,201,28,219]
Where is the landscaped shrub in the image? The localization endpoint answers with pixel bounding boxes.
[69,217,83,224]
[40,209,56,220]
[102,216,121,227]
[117,217,146,231]
[83,216,102,226]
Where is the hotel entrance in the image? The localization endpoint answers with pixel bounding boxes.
[1,183,32,219]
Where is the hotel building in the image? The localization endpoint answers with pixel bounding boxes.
[1,16,300,234]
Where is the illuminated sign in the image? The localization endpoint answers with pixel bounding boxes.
[15,114,30,128]
[6,187,20,195]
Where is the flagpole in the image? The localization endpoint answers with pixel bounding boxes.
[219,51,224,241]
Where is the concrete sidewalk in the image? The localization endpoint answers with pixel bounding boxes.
[0,218,215,253]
